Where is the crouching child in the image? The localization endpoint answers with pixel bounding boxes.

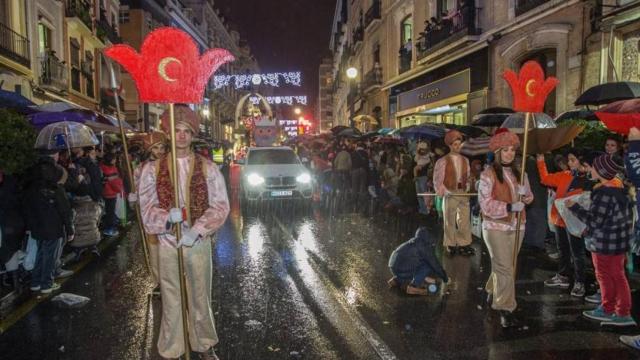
[388,227,449,296]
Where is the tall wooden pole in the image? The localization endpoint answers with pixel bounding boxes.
[514,112,532,268]
[168,103,191,359]
[108,62,151,274]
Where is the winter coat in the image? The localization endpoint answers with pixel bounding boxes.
[0,174,25,264]
[23,157,74,241]
[77,156,103,202]
[388,227,448,282]
[625,140,640,208]
[569,180,633,255]
[334,150,352,171]
[70,195,102,248]
[99,163,124,199]
[350,149,369,170]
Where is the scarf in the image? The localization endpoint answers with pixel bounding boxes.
[156,154,209,225]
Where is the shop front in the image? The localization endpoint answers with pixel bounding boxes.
[389,48,488,128]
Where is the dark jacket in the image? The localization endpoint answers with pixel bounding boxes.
[351,149,369,170]
[625,140,640,207]
[77,156,103,201]
[23,157,74,241]
[388,227,448,282]
[570,185,633,255]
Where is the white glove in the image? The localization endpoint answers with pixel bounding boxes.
[168,208,184,224]
[178,228,200,247]
[128,193,138,204]
[510,202,525,212]
[517,185,528,196]
[67,234,75,243]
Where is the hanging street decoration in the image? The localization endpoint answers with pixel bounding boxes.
[104,27,235,103]
[249,95,308,106]
[213,71,302,90]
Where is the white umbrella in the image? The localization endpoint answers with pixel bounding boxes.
[34,121,99,150]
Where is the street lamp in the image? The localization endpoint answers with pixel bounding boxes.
[346,67,358,128]
[346,67,358,79]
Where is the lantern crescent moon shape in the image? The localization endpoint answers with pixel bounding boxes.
[525,79,536,97]
[158,57,181,82]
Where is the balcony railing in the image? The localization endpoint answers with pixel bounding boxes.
[66,0,93,30]
[416,5,478,59]
[0,22,30,67]
[96,17,121,43]
[515,0,551,17]
[39,52,68,91]
[364,0,381,30]
[363,67,382,92]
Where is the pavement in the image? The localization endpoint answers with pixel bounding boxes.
[1,192,640,359]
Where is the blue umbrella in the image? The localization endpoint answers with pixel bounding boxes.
[0,89,37,114]
[29,110,97,128]
[398,124,446,140]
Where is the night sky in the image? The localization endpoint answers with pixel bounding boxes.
[216,0,337,120]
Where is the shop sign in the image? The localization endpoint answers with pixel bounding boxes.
[397,70,470,113]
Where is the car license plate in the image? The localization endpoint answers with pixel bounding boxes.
[271,190,293,197]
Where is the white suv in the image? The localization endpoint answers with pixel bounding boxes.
[240,146,313,204]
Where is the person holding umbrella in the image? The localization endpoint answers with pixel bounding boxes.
[478,129,533,328]
[433,130,474,255]
[137,106,229,359]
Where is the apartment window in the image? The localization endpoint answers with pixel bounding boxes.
[70,38,81,92]
[437,0,455,15]
[0,1,8,26]
[401,16,412,45]
[38,22,52,55]
[83,51,94,98]
[119,8,130,24]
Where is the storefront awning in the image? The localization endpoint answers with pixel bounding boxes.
[353,114,379,125]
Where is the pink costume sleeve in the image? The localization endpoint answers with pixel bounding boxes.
[478,170,508,219]
[433,157,447,197]
[521,174,534,204]
[190,160,230,238]
[133,165,142,194]
[138,161,170,235]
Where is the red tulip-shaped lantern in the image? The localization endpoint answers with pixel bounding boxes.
[503,60,558,113]
[104,27,235,103]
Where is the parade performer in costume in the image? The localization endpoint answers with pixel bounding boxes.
[433,130,474,255]
[478,129,533,328]
[138,106,230,359]
[129,131,167,292]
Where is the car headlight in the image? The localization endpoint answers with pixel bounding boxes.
[247,173,265,186]
[296,173,312,184]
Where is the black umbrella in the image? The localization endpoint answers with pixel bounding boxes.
[575,81,640,106]
[471,107,515,127]
[554,109,598,123]
[441,123,488,138]
[330,125,349,135]
[337,127,362,138]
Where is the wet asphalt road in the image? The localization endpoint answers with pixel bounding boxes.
[2,192,640,359]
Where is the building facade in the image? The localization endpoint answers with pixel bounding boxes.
[0,0,120,114]
[327,0,640,131]
[317,56,334,131]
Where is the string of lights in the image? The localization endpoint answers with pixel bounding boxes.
[213,72,302,89]
[249,95,307,105]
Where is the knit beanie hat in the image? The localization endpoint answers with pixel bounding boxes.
[489,128,520,152]
[593,154,623,180]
